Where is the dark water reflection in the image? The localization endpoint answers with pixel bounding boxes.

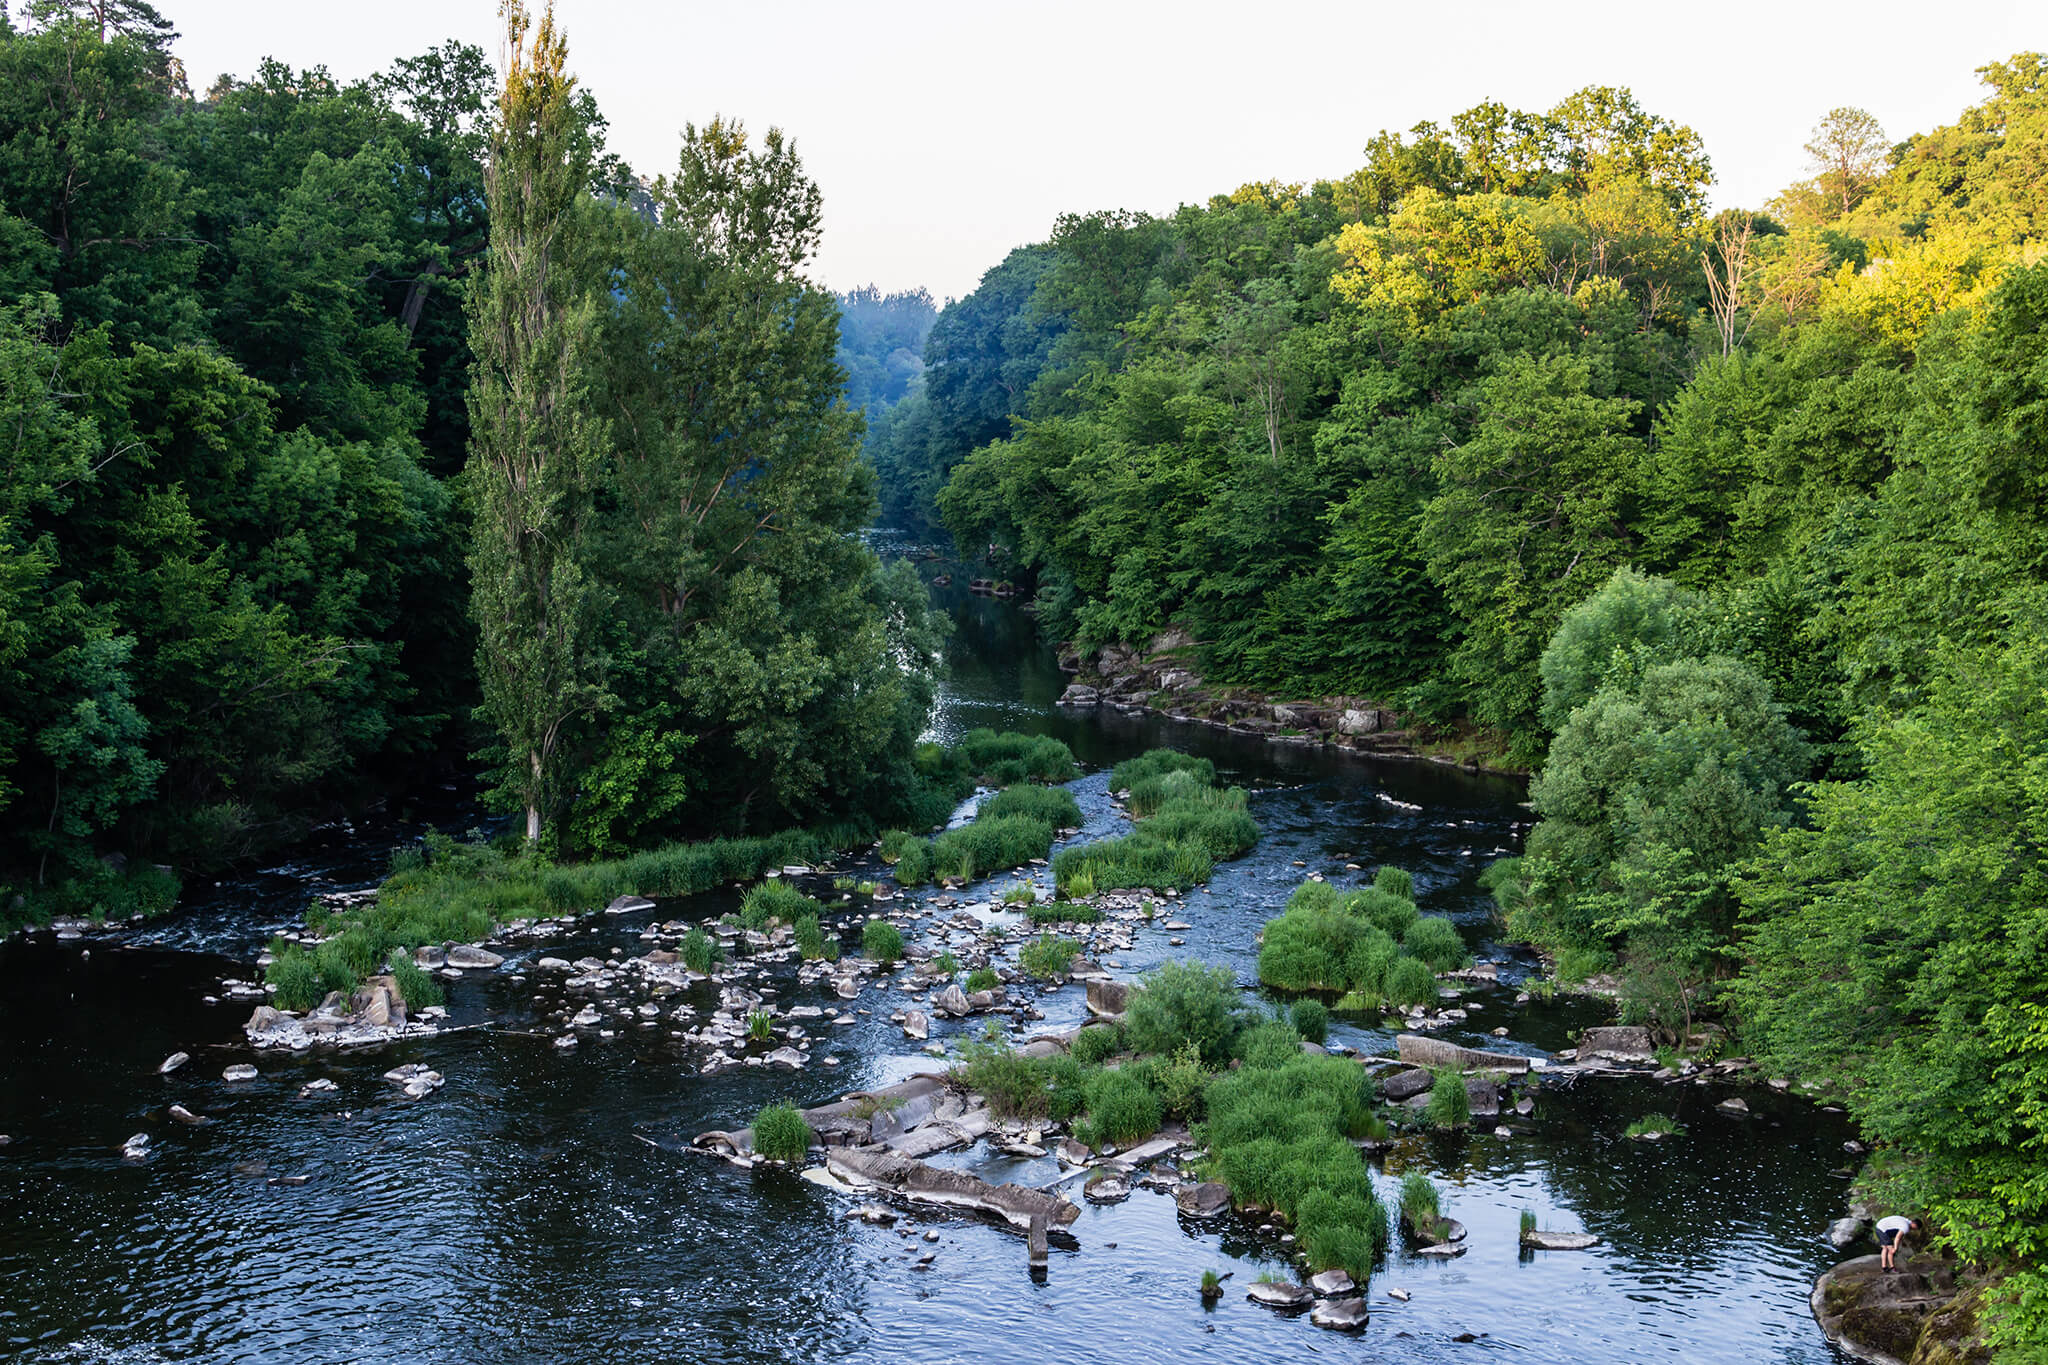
[0,549,1855,1364]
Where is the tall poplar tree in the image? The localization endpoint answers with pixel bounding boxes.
[466,2,608,843]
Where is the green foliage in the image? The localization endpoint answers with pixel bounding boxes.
[1027,902,1098,924]
[266,949,325,1012]
[1055,757,1257,894]
[1124,960,1251,1066]
[680,927,718,974]
[1384,956,1438,1007]
[1238,1020,1305,1069]
[964,967,999,993]
[955,729,1079,783]
[389,957,445,1011]
[1372,866,1414,900]
[1290,998,1329,1044]
[1076,1067,1163,1147]
[1402,916,1468,973]
[1520,1208,1539,1239]
[746,1011,774,1041]
[1154,1041,1210,1120]
[1625,1113,1684,1138]
[1398,1170,1442,1226]
[861,918,904,965]
[1018,933,1080,979]
[750,1103,811,1162]
[1069,1024,1123,1065]
[1425,1067,1471,1130]
[978,783,1081,827]
[740,879,817,929]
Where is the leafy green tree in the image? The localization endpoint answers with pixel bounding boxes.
[465,2,612,844]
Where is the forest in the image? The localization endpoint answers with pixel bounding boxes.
[881,61,2048,1350]
[2,0,2045,1351]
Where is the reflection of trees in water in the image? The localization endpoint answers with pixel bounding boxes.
[1411,1081,1860,1266]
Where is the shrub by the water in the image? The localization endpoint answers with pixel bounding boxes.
[1238,1019,1305,1069]
[957,729,1079,783]
[266,948,324,1011]
[741,879,817,929]
[751,1103,811,1162]
[1055,750,1256,895]
[1029,901,1099,924]
[1019,933,1080,979]
[1399,1170,1445,1237]
[965,967,999,993]
[1403,914,1469,972]
[979,784,1082,827]
[1152,1040,1209,1120]
[1385,954,1439,1007]
[680,927,718,974]
[1625,1113,1684,1138]
[1373,865,1414,900]
[1124,960,1250,1066]
[390,956,444,1010]
[1069,1024,1124,1065]
[1076,1067,1163,1147]
[793,914,828,960]
[1291,998,1329,1044]
[1425,1066,1471,1130]
[863,918,905,964]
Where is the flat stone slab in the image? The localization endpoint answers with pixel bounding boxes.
[1394,1034,1531,1074]
[1523,1231,1600,1250]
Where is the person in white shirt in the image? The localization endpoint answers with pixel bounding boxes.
[1875,1215,1918,1271]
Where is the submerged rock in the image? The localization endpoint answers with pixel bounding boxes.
[1175,1181,1231,1219]
[1310,1297,1370,1331]
[825,1146,1078,1231]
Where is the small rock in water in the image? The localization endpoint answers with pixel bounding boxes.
[1246,1280,1312,1310]
[1717,1096,1750,1115]
[1310,1297,1370,1331]
[222,1064,258,1082]
[158,1051,190,1075]
[1309,1269,1355,1296]
[168,1104,205,1125]
[1387,1287,1411,1302]
[299,1078,338,1095]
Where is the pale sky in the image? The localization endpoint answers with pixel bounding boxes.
[160,0,2040,302]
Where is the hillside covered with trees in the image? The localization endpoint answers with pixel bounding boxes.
[889,61,2048,1352]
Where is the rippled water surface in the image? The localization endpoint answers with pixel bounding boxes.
[1,555,1859,1364]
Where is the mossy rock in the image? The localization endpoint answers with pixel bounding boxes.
[1911,1288,1991,1365]
[1840,1304,1928,1361]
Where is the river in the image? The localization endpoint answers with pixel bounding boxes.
[0,558,1860,1364]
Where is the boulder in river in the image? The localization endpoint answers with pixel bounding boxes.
[1083,1173,1131,1204]
[157,1051,190,1075]
[445,944,504,969]
[825,1146,1078,1231]
[606,895,656,915]
[1085,978,1128,1018]
[1309,1269,1355,1295]
[933,985,970,1018]
[1380,1067,1434,1101]
[902,1010,929,1041]
[1580,1026,1654,1061]
[1394,1034,1531,1074]
[1522,1230,1600,1250]
[168,1104,206,1125]
[1246,1280,1312,1311]
[1310,1297,1370,1331]
[1175,1181,1231,1219]
[1827,1216,1867,1250]
[222,1064,258,1082]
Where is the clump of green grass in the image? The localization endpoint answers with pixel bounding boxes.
[1373,865,1414,900]
[932,950,961,976]
[980,784,1083,827]
[1197,1053,1389,1280]
[1402,915,1469,972]
[746,1011,774,1041]
[389,956,444,1011]
[891,813,1059,887]
[1052,750,1256,896]
[863,919,905,965]
[1019,933,1080,979]
[1200,1268,1224,1299]
[1001,884,1037,906]
[1069,1024,1124,1065]
[1519,1208,1539,1239]
[1075,1067,1162,1148]
[1625,1113,1684,1139]
[1385,955,1439,1007]
[1028,902,1100,924]
[1425,1066,1471,1130]
[750,1103,811,1162]
[957,729,1080,784]
[741,879,818,930]
[266,947,326,1012]
[1399,1170,1450,1241]
[1256,871,1454,1009]
[680,927,719,974]
[1238,1019,1306,1069]
[965,967,999,993]
[1290,998,1329,1044]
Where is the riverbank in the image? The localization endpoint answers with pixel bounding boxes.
[1051,630,1525,777]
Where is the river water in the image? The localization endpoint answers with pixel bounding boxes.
[0,564,1861,1365]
